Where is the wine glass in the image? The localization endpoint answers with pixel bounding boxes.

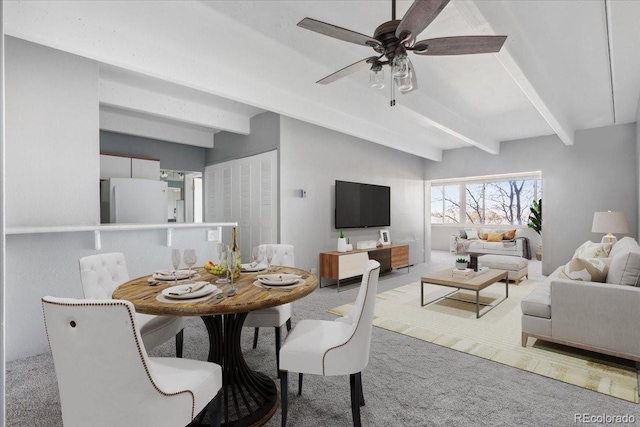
[251,246,260,267]
[227,250,238,295]
[171,249,181,286]
[183,249,197,283]
[266,245,274,271]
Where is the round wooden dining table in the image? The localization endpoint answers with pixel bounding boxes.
[112,266,317,427]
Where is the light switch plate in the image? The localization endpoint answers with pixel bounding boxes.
[207,229,219,241]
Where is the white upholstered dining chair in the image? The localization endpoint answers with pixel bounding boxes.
[42,296,222,427]
[278,260,380,427]
[244,244,295,371]
[79,252,186,356]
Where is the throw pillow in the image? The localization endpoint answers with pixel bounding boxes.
[606,250,640,287]
[558,257,610,282]
[464,228,479,240]
[572,240,593,259]
[503,229,516,240]
[577,242,612,259]
[482,233,489,240]
[487,232,504,242]
[459,229,468,239]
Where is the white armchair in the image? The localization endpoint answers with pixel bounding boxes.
[79,253,186,356]
[42,296,222,427]
[244,244,295,372]
[278,260,381,427]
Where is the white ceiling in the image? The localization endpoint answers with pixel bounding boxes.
[5,0,640,160]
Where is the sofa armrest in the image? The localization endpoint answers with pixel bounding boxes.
[550,279,640,357]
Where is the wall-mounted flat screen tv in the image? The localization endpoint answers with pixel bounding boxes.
[335,180,390,229]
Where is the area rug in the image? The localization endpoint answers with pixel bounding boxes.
[329,280,639,403]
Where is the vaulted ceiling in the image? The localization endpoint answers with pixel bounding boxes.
[5,0,640,161]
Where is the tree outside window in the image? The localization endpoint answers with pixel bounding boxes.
[431,184,460,223]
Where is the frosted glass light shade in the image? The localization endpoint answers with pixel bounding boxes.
[369,67,385,89]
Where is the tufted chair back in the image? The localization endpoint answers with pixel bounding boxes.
[42,297,201,427]
[257,244,295,267]
[79,253,130,299]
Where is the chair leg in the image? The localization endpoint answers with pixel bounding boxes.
[275,326,282,374]
[358,374,365,407]
[175,329,184,358]
[350,373,362,427]
[253,327,259,349]
[208,392,221,427]
[286,318,292,331]
[298,373,303,396]
[280,371,288,427]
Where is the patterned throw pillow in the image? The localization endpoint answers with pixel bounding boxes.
[459,229,468,239]
[558,257,610,282]
[503,229,516,240]
[577,242,612,258]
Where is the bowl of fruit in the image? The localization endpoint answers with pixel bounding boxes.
[204,260,241,278]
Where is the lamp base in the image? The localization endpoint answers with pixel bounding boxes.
[601,233,617,245]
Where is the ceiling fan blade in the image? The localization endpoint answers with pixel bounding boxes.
[316,57,379,85]
[412,35,507,55]
[396,0,450,45]
[298,18,381,49]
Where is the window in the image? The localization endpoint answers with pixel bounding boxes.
[431,184,460,223]
[429,173,542,225]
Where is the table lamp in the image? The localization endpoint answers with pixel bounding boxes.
[592,211,629,244]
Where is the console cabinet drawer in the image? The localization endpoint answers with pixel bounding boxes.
[391,246,409,268]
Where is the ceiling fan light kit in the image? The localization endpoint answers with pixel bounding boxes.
[297,0,507,106]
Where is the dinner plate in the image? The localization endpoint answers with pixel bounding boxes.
[241,263,268,272]
[162,283,217,299]
[257,274,302,286]
[153,269,198,281]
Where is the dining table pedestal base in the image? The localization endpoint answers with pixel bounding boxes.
[201,313,278,426]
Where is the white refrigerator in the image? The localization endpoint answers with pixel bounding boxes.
[100,178,168,224]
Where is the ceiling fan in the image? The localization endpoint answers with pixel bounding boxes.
[297,0,507,104]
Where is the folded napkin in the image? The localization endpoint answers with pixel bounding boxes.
[241,262,268,271]
[154,269,193,280]
[167,282,207,296]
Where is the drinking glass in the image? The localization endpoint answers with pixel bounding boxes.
[183,249,197,283]
[266,245,274,271]
[171,249,181,286]
[217,243,228,283]
[227,250,238,295]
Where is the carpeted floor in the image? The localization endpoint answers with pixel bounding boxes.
[329,280,639,403]
[6,251,640,426]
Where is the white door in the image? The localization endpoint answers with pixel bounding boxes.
[205,150,278,257]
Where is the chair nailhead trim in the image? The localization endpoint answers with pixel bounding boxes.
[42,299,197,419]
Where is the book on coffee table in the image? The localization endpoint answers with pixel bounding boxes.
[452,268,474,278]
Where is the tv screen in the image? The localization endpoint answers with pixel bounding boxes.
[335,180,390,229]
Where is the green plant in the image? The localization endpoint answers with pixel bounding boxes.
[339,230,345,239]
[528,198,542,235]
[456,258,467,264]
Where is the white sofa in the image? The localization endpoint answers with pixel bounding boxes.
[521,236,640,361]
[452,228,529,258]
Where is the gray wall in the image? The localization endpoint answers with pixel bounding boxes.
[279,116,425,272]
[425,123,638,275]
[205,112,279,165]
[101,130,206,173]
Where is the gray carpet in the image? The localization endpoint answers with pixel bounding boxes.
[6,252,640,426]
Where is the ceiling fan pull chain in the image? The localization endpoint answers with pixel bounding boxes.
[390,76,396,107]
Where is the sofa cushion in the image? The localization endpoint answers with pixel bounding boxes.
[608,236,639,259]
[558,257,609,282]
[521,280,551,319]
[606,250,640,287]
[464,228,479,240]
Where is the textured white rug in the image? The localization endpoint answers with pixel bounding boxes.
[329,280,639,403]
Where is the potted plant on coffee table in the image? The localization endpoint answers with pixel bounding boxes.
[455,258,468,270]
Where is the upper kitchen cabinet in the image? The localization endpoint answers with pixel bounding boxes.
[100,154,160,180]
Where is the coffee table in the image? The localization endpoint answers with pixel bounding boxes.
[420,268,508,318]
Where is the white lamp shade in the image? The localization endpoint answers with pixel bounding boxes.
[591,211,629,234]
